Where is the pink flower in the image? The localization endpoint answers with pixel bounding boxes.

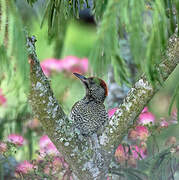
[115,144,147,163]
[0,88,7,106]
[108,108,118,118]
[27,118,40,129]
[43,156,64,175]
[142,107,148,113]
[53,156,63,171]
[7,134,24,146]
[138,111,155,125]
[44,163,51,175]
[160,118,169,128]
[0,142,7,153]
[128,126,149,141]
[40,56,88,76]
[169,109,178,124]
[172,109,177,117]
[40,59,63,76]
[39,135,51,148]
[135,126,149,141]
[16,160,33,174]
[130,145,147,159]
[62,56,88,74]
[39,135,60,156]
[42,143,60,156]
[128,129,138,140]
[115,144,128,163]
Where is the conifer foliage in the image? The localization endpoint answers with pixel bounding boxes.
[0,0,29,91]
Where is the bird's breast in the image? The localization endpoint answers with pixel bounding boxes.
[70,100,108,136]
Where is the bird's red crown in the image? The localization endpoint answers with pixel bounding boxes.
[99,79,108,97]
[90,77,108,97]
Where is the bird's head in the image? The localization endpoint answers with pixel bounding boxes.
[73,73,108,103]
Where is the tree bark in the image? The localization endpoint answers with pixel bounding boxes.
[27,34,179,180]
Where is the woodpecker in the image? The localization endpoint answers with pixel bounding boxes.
[70,73,109,136]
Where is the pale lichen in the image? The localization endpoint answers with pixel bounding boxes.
[135,79,152,90]
[83,161,100,179]
[64,142,69,146]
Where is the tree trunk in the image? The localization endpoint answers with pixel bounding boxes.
[27,34,179,180]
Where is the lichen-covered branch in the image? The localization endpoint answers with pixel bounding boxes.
[27,37,94,180]
[100,34,179,153]
[26,34,178,180]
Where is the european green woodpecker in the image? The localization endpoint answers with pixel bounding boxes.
[70,73,108,136]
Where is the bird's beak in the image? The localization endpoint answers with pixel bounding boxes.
[73,73,87,82]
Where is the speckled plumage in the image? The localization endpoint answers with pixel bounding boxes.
[71,98,108,136]
[70,73,109,136]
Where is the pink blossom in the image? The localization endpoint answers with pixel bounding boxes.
[44,163,51,175]
[16,160,33,174]
[138,111,155,125]
[172,109,177,117]
[130,145,147,159]
[62,56,88,74]
[115,144,147,163]
[53,156,62,167]
[128,129,138,140]
[39,135,51,148]
[135,126,149,141]
[160,119,169,128]
[7,134,24,146]
[40,59,63,76]
[0,142,7,153]
[27,118,40,129]
[142,107,148,113]
[41,143,60,156]
[108,108,118,118]
[39,135,60,156]
[115,144,128,163]
[43,157,63,175]
[41,65,51,76]
[0,88,7,106]
[170,109,178,124]
[128,126,149,141]
[53,156,63,171]
[40,56,88,76]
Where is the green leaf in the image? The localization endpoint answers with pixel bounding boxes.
[26,0,38,6]
[168,82,179,116]
[0,0,7,45]
[90,0,129,85]
[92,0,107,22]
[0,0,29,93]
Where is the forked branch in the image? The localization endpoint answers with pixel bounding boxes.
[27,34,179,180]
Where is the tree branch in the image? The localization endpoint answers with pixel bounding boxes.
[100,34,179,153]
[27,36,97,180]
[27,34,179,180]
[101,34,179,179]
